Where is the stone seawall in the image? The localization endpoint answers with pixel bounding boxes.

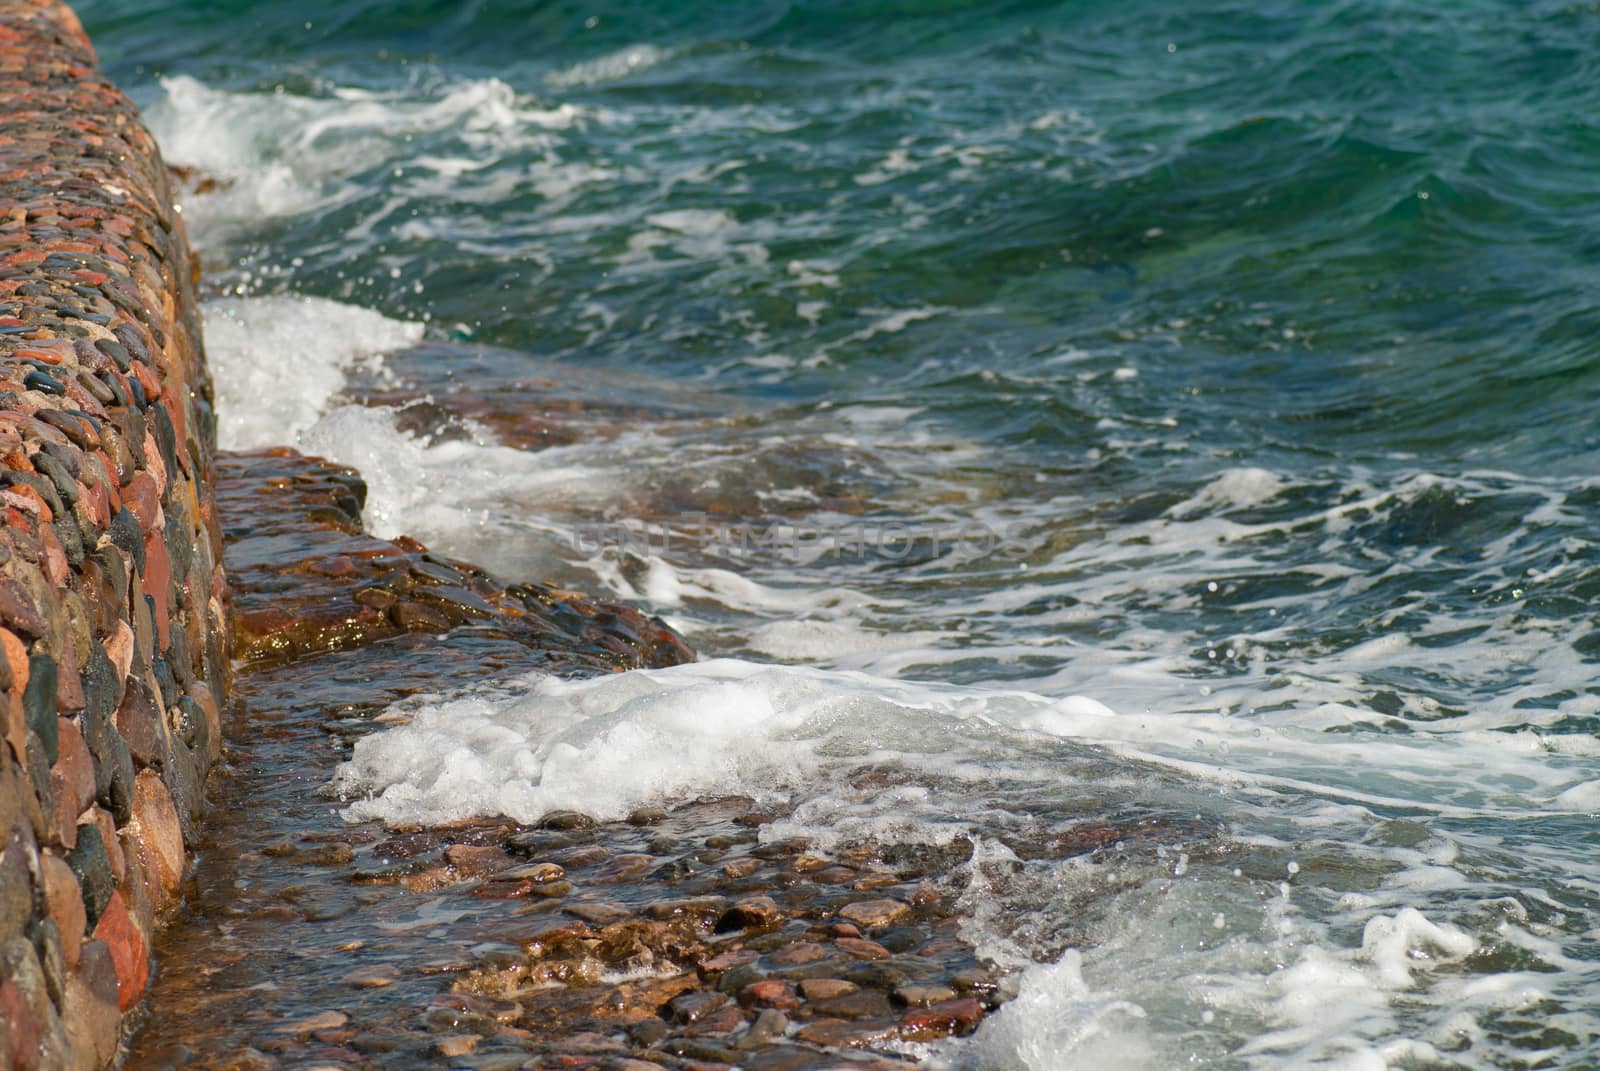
[0,2,229,1068]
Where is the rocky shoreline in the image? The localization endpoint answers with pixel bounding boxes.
[2,5,1219,1068]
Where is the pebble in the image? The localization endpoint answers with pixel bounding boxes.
[836,899,909,929]
[798,978,859,1002]
[737,980,801,1011]
[897,997,986,1040]
[894,983,958,1007]
[276,1010,349,1035]
[343,964,401,988]
[434,1034,480,1057]
[835,938,892,961]
[564,901,631,926]
[716,894,780,932]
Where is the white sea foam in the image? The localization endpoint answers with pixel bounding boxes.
[203,295,422,450]
[147,74,599,248]
[332,657,1600,1067]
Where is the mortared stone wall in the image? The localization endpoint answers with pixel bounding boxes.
[0,2,229,1067]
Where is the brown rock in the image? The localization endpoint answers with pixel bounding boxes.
[38,852,85,968]
[444,843,511,875]
[593,853,654,883]
[793,1017,900,1049]
[343,964,401,988]
[435,1034,479,1058]
[91,808,124,886]
[767,941,827,967]
[0,628,27,701]
[716,895,780,932]
[684,1005,748,1037]
[101,621,133,685]
[798,978,858,1002]
[140,530,172,649]
[814,989,895,1020]
[0,977,41,1071]
[473,878,536,900]
[502,861,564,884]
[113,680,165,770]
[835,938,891,960]
[120,472,161,532]
[2,700,26,791]
[898,997,985,1040]
[645,895,729,924]
[893,984,957,1008]
[0,835,34,946]
[697,949,759,980]
[130,769,184,901]
[44,772,78,851]
[276,1010,350,1035]
[813,866,858,885]
[669,990,729,1024]
[721,858,760,879]
[564,902,631,926]
[737,980,800,1011]
[50,717,94,816]
[837,899,909,929]
[91,890,148,1012]
[62,940,121,1070]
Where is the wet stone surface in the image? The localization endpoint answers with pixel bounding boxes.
[217,446,693,671]
[107,433,1228,1070]
[102,436,1218,1068]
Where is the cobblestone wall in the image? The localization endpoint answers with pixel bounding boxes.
[0,2,229,1067]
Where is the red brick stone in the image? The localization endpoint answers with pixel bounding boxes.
[91,889,148,1012]
[120,471,160,532]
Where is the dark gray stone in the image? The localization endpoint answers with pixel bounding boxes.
[148,402,178,485]
[107,507,144,573]
[65,823,113,926]
[24,731,55,836]
[23,653,58,764]
[29,917,67,1009]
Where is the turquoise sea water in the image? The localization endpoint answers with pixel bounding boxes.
[79,2,1600,1066]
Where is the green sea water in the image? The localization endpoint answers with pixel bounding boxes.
[75,1,1600,1066]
